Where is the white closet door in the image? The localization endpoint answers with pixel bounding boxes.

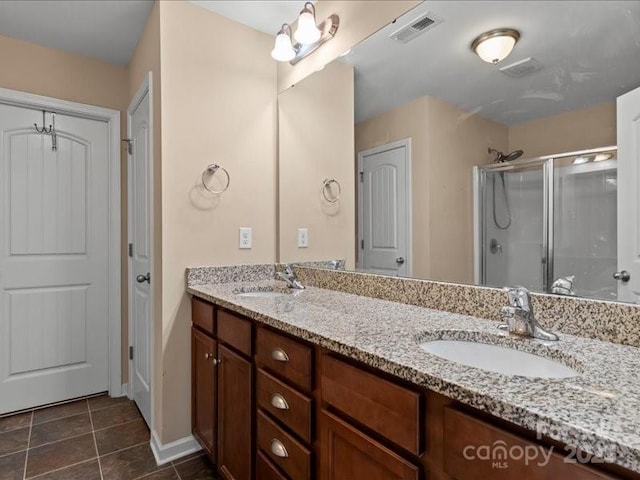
[617,86,640,303]
[129,88,152,427]
[0,103,110,413]
[359,142,410,277]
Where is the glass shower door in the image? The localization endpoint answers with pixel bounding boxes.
[553,154,618,300]
[481,161,548,291]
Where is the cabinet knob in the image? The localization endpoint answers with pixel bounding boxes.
[270,393,289,410]
[204,353,212,360]
[614,270,631,282]
[271,347,289,363]
[270,439,288,458]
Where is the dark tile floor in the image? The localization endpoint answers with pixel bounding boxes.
[0,395,217,480]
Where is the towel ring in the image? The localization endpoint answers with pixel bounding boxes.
[322,178,341,203]
[202,164,230,194]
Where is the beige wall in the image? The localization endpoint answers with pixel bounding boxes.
[0,32,130,378]
[356,96,508,283]
[158,1,277,443]
[509,102,616,158]
[279,61,355,267]
[277,0,420,92]
[127,0,163,433]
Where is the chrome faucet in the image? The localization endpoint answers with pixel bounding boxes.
[277,265,305,290]
[500,286,558,341]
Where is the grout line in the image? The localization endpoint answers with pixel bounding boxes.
[132,466,178,480]
[92,417,142,434]
[171,451,205,466]
[88,399,131,414]
[26,428,94,451]
[87,400,104,480]
[172,463,182,480]
[98,440,149,459]
[31,410,90,428]
[24,457,98,480]
[22,411,33,480]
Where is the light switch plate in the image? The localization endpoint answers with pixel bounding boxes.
[239,227,252,249]
[298,228,308,248]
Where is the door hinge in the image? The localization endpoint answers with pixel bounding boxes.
[122,138,133,155]
[361,239,364,249]
[129,346,134,360]
[128,243,134,257]
[359,171,364,182]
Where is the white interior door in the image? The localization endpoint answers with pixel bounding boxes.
[0,104,110,414]
[128,84,152,426]
[617,86,640,303]
[358,141,411,277]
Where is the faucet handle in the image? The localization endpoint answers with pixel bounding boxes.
[282,264,294,275]
[502,286,533,312]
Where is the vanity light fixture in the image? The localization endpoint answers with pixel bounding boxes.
[471,28,520,64]
[271,2,339,65]
[271,24,296,62]
[294,2,321,44]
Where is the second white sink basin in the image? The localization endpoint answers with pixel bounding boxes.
[419,340,578,379]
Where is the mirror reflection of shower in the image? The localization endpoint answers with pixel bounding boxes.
[488,148,524,231]
[474,146,618,301]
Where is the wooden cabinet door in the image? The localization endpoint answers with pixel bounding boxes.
[191,327,217,460]
[319,410,420,480]
[218,344,253,480]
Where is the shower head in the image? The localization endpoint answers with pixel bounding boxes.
[488,148,524,163]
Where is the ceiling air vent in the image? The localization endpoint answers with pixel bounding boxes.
[389,12,443,43]
[499,57,543,78]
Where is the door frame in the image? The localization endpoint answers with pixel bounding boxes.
[0,86,122,397]
[357,138,413,276]
[127,72,155,429]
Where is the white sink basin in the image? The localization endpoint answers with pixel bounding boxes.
[236,291,288,299]
[419,340,578,379]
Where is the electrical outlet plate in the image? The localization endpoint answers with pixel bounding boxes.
[298,228,309,248]
[239,227,252,249]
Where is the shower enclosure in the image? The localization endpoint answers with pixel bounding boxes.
[474,146,618,301]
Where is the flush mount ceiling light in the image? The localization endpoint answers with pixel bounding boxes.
[271,2,339,65]
[471,28,520,64]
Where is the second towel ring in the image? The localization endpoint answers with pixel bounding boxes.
[322,178,341,203]
[202,164,230,194]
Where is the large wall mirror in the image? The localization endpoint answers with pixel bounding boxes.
[278,1,640,304]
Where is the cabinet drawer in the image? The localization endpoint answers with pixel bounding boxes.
[321,353,422,455]
[257,369,312,443]
[443,408,616,480]
[258,410,311,480]
[257,451,287,480]
[256,327,312,391]
[191,297,214,336]
[319,409,419,480]
[217,309,252,356]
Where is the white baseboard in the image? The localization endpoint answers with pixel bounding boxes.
[150,430,202,466]
[120,384,129,397]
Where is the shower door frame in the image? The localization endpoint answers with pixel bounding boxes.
[474,145,617,293]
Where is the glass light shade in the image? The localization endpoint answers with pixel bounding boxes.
[474,35,517,64]
[271,32,296,62]
[294,11,321,45]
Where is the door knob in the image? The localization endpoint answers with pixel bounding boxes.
[613,270,631,282]
[396,257,405,266]
[136,273,151,284]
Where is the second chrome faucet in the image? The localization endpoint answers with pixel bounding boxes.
[500,286,559,341]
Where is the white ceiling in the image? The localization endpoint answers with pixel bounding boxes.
[190,1,303,35]
[0,0,154,66]
[344,1,640,125]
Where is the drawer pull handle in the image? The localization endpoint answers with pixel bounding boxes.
[270,439,288,458]
[270,393,289,410]
[271,347,289,362]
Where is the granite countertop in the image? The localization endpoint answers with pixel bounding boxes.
[188,279,640,473]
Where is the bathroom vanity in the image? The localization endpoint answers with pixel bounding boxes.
[187,269,640,480]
